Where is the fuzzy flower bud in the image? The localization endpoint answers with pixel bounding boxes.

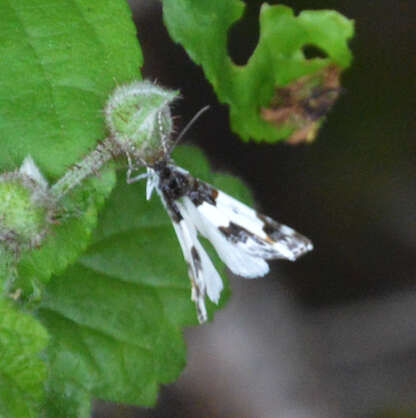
[104,81,179,165]
[0,157,54,251]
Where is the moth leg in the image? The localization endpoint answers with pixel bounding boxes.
[127,172,149,184]
[126,151,148,184]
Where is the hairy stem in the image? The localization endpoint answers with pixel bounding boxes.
[49,137,120,202]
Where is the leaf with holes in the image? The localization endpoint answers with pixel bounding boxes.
[162,0,354,142]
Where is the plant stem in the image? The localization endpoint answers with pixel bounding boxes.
[49,137,120,202]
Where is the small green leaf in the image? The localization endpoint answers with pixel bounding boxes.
[0,299,49,418]
[16,170,116,296]
[37,146,251,412]
[0,176,47,246]
[162,0,354,142]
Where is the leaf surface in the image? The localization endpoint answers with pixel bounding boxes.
[0,299,49,418]
[0,0,142,290]
[0,1,144,415]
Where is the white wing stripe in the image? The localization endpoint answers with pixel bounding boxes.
[175,205,224,304]
[169,216,223,322]
[215,191,267,237]
[181,188,312,266]
[178,197,270,278]
[171,221,207,322]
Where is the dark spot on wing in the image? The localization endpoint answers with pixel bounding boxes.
[186,260,206,323]
[188,180,218,207]
[257,213,289,241]
[165,199,183,223]
[191,246,202,273]
[219,222,265,246]
[257,213,313,257]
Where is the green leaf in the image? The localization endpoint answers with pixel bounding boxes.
[0,299,49,418]
[0,0,142,291]
[162,0,354,142]
[16,170,116,295]
[37,146,249,413]
[0,247,17,292]
[0,0,142,177]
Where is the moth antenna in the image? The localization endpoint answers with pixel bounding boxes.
[158,110,170,155]
[126,151,135,183]
[168,105,210,155]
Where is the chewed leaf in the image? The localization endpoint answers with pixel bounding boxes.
[162,1,354,142]
[261,65,342,144]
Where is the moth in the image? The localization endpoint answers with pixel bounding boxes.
[128,160,313,323]
[127,110,313,323]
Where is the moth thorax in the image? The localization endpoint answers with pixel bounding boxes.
[104,81,179,164]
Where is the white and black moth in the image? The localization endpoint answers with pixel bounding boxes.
[128,156,313,323]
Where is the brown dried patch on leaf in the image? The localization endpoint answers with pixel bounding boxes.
[261,65,342,144]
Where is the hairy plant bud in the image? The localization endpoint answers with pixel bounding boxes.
[0,157,54,251]
[104,81,178,165]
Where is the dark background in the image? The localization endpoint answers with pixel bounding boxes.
[94,1,416,417]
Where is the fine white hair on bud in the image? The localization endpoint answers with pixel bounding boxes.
[104,80,179,165]
[19,156,48,192]
[0,157,55,251]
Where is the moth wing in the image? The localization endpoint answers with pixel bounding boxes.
[177,197,270,279]
[214,190,313,260]
[168,208,224,323]
[178,184,312,278]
